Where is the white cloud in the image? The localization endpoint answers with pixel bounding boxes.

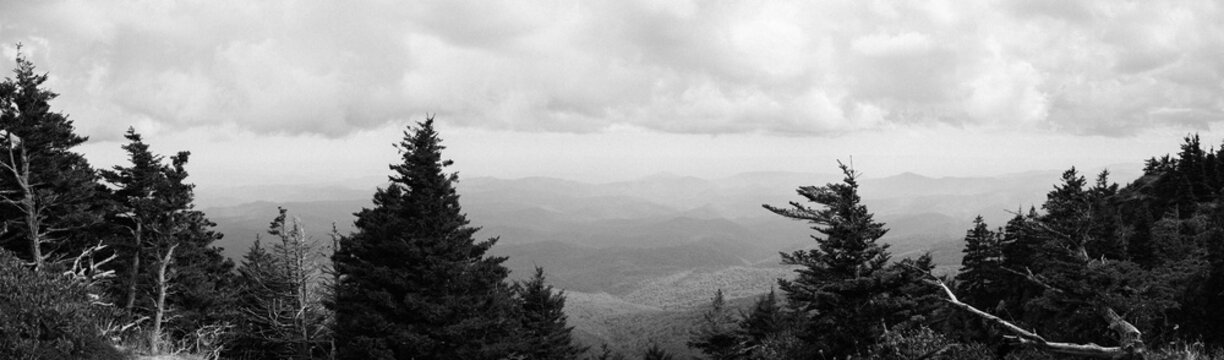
[1,0,1221,139]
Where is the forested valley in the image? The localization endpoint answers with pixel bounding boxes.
[6,52,1224,360]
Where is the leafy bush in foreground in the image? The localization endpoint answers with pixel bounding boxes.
[0,250,127,360]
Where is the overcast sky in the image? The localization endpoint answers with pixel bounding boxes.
[1,1,1222,190]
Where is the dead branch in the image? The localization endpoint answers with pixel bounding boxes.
[1000,267,1065,295]
[911,267,1144,359]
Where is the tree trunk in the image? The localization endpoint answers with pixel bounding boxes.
[150,243,177,354]
[23,191,42,270]
[124,222,142,311]
[3,143,46,271]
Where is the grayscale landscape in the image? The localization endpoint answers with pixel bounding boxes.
[200,166,1142,355]
[3,1,1223,359]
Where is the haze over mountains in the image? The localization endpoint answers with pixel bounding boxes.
[199,165,1142,355]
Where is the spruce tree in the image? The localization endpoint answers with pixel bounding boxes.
[0,48,104,270]
[763,161,934,357]
[331,117,521,359]
[230,237,286,359]
[735,289,793,359]
[230,208,328,359]
[641,343,675,360]
[1086,170,1126,259]
[687,289,739,359]
[955,216,1003,308]
[515,267,586,360]
[100,128,234,342]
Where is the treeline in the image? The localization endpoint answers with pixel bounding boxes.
[686,137,1224,359]
[0,52,592,359]
[11,48,1224,360]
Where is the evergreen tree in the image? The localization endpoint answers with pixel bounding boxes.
[586,344,627,360]
[1178,134,1210,201]
[515,267,586,360]
[100,128,234,345]
[763,161,935,358]
[331,117,521,359]
[1043,167,1089,239]
[641,343,675,360]
[955,216,1003,308]
[0,47,104,271]
[735,289,794,359]
[687,289,739,359]
[1086,170,1126,259]
[230,237,285,359]
[230,208,329,359]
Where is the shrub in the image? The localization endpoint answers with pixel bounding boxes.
[0,250,127,360]
[851,326,991,360]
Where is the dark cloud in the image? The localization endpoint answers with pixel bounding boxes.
[1,0,1221,139]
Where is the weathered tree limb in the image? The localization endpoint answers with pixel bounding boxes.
[1000,267,1065,295]
[909,266,1145,359]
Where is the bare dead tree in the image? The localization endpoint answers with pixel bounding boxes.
[0,134,51,270]
[324,222,342,360]
[277,215,328,359]
[242,209,328,359]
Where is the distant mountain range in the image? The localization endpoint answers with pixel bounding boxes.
[200,165,1143,353]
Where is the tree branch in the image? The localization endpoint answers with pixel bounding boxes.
[909,266,1144,359]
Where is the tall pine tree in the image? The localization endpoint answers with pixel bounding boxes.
[331,117,521,359]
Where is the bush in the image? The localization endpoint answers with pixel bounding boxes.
[0,250,128,360]
[851,326,991,360]
[1147,342,1224,360]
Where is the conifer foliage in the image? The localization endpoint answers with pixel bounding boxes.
[687,289,739,360]
[0,48,103,271]
[515,267,587,360]
[331,117,522,359]
[230,207,330,359]
[955,216,1004,308]
[101,128,234,349]
[762,161,936,358]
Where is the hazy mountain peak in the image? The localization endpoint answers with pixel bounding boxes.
[884,171,931,180]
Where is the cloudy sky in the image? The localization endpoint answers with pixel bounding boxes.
[1,1,1222,190]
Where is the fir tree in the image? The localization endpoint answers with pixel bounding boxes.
[100,128,234,345]
[515,267,586,360]
[687,289,739,359]
[230,237,286,359]
[763,161,934,357]
[735,289,791,358]
[331,117,521,359]
[586,344,627,360]
[0,47,104,271]
[955,216,1003,308]
[1086,170,1126,259]
[1043,167,1089,236]
[641,343,675,360]
[230,208,329,359]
